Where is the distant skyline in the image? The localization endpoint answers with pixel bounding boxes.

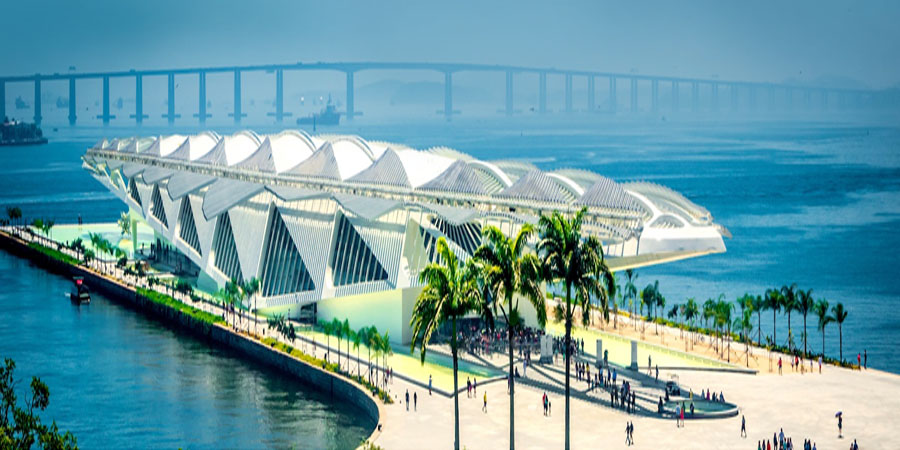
[1,0,899,88]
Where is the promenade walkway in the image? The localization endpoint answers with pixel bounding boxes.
[6,225,900,449]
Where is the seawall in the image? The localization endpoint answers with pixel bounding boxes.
[0,230,382,447]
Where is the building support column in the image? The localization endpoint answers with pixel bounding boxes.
[68,78,76,125]
[587,75,595,112]
[505,71,514,116]
[34,78,42,126]
[651,79,659,113]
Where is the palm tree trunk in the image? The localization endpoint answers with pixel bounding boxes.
[772,309,777,348]
[787,312,792,351]
[452,317,460,450]
[802,315,808,358]
[839,324,843,362]
[757,311,762,346]
[564,283,572,450]
[508,319,516,450]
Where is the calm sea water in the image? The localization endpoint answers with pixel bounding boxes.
[0,251,374,448]
[0,117,898,447]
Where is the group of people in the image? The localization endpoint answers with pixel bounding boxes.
[466,377,478,398]
[700,388,725,403]
[404,389,417,411]
[610,380,636,413]
[624,421,635,446]
[757,428,820,450]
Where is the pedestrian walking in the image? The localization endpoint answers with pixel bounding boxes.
[414,391,417,411]
[405,389,409,411]
[482,391,487,413]
[428,375,432,395]
[864,349,867,369]
[741,414,747,437]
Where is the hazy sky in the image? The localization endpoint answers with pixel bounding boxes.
[2,0,899,88]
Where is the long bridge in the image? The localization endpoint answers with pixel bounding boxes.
[0,61,891,126]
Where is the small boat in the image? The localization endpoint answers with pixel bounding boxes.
[70,276,91,304]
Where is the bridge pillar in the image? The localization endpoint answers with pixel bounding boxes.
[749,86,757,111]
[443,71,453,121]
[163,73,180,124]
[538,72,547,113]
[275,69,284,122]
[231,69,244,123]
[564,74,573,113]
[505,71,514,116]
[711,83,719,112]
[96,75,114,125]
[587,75,595,112]
[130,75,147,125]
[196,71,210,123]
[630,78,638,113]
[651,79,659,113]
[33,78,42,126]
[691,81,699,113]
[730,83,739,111]
[68,78,76,125]
[609,77,617,113]
[267,69,290,123]
[672,81,679,112]
[346,71,355,121]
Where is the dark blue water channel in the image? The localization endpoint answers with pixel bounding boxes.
[0,250,374,449]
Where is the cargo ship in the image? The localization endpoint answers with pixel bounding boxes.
[1,118,48,146]
[297,95,341,127]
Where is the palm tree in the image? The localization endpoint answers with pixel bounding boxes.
[831,302,849,363]
[537,208,614,450]
[474,224,546,450]
[366,326,379,384]
[352,327,363,377]
[320,320,333,363]
[751,295,765,346]
[764,288,782,347]
[332,318,344,370]
[410,237,488,450]
[734,309,753,367]
[623,269,638,329]
[380,330,392,387]
[343,319,352,369]
[715,300,733,361]
[683,298,698,348]
[815,299,833,359]
[796,288,815,358]
[781,284,799,351]
[241,278,261,335]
